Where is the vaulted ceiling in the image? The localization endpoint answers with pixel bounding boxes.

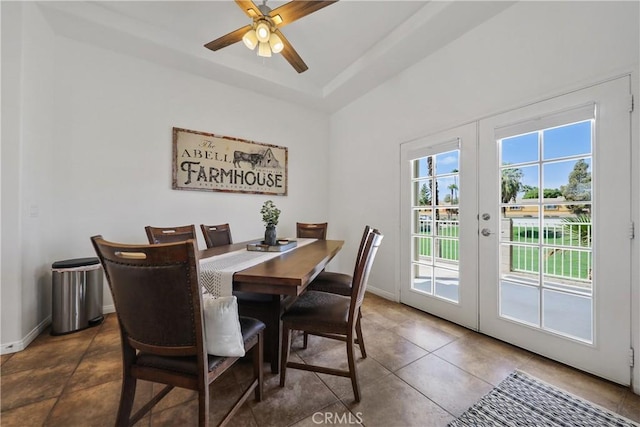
[38,1,514,112]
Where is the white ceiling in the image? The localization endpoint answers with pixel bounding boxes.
[38,1,514,113]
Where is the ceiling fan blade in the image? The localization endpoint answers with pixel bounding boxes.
[269,1,338,27]
[275,29,308,73]
[204,24,252,51]
[234,0,262,19]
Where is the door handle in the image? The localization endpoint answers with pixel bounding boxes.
[481,228,494,236]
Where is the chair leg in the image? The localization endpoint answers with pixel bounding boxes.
[355,309,367,358]
[198,382,210,427]
[346,332,361,402]
[116,374,137,426]
[254,330,264,401]
[279,326,292,387]
[302,332,309,349]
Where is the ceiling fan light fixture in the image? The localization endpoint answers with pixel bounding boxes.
[269,33,284,54]
[242,29,258,50]
[205,0,338,73]
[258,41,272,57]
[255,21,271,43]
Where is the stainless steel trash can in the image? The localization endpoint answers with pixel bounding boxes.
[51,257,104,335]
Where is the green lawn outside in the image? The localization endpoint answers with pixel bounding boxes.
[511,226,591,280]
[416,224,591,280]
[418,225,458,260]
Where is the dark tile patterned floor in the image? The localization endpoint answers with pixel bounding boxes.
[2,293,639,426]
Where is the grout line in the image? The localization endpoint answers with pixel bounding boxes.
[43,315,108,424]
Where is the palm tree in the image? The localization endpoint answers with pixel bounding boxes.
[447,184,458,205]
[561,214,592,248]
[501,167,524,216]
[546,214,592,280]
[452,169,459,203]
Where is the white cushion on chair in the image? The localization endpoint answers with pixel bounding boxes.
[202,294,245,357]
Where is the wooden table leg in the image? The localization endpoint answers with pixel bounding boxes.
[235,292,284,374]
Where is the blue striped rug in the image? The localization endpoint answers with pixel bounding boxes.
[449,371,638,427]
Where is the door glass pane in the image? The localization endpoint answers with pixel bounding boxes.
[435,267,459,302]
[413,236,432,262]
[543,121,591,160]
[411,150,460,303]
[543,289,592,341]
[414,179,433,206]
[498,120,593,343]
[500,279,540,326]
[502,132,538,164]
[412,264,432,294]
[507,242,540,275]
[502,165,540,206]
[544,159,592,202]
[414,157,433,178]
[413,208,433,235]
[435,151,459,175]
[436,176,459,206]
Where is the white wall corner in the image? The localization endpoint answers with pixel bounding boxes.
[1,316,50,355]
[366,285,397,303]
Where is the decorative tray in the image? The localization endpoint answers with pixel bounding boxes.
[247,239,297,252]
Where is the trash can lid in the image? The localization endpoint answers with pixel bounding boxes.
[52,257,100,269]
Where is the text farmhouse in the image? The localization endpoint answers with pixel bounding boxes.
[172,128,288,196]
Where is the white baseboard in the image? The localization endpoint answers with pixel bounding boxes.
[1,304,116,355]
[365,285,397,302]
[0,315,51,355]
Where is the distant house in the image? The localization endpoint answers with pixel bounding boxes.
[505,197,581,218]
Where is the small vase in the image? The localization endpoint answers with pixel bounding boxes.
[264,225,277,246]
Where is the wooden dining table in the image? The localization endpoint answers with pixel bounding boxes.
[199,238,344,373]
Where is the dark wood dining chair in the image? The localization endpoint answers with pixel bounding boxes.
[279,229,383,402]
[200,223,233,248]
[145,224,197,244]
[303,225,372,353]
[91,236,264,427]
[296,222,328,240]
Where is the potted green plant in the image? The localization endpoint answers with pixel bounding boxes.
[260,200,281,246]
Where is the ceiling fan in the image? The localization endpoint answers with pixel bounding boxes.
[204,0,338,73]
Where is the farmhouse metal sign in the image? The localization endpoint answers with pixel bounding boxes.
[172,127,288,196]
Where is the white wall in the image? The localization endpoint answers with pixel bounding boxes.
[1,3,330,352]
[1,2,25,352]
[328,1,639,386]
[1,2,58,352]
[50,36,330,248]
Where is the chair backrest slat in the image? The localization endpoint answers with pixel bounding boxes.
[200,223,233,248]
[349,229,383,322]
[296,222,328,240]
[145,225,197,245]
[354,225,372,266]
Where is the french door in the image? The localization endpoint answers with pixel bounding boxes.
[400,123,479,330]
[401,76,632,384]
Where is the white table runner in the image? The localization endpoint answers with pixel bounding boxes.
[199,238,316,296]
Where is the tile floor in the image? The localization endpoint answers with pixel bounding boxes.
[2,293,639,426]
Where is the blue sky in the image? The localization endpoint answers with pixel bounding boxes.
[415,150,459,177]
[413,120,592,202]
[501,120,592,193]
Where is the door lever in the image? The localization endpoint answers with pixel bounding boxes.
[481,228,494,236]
